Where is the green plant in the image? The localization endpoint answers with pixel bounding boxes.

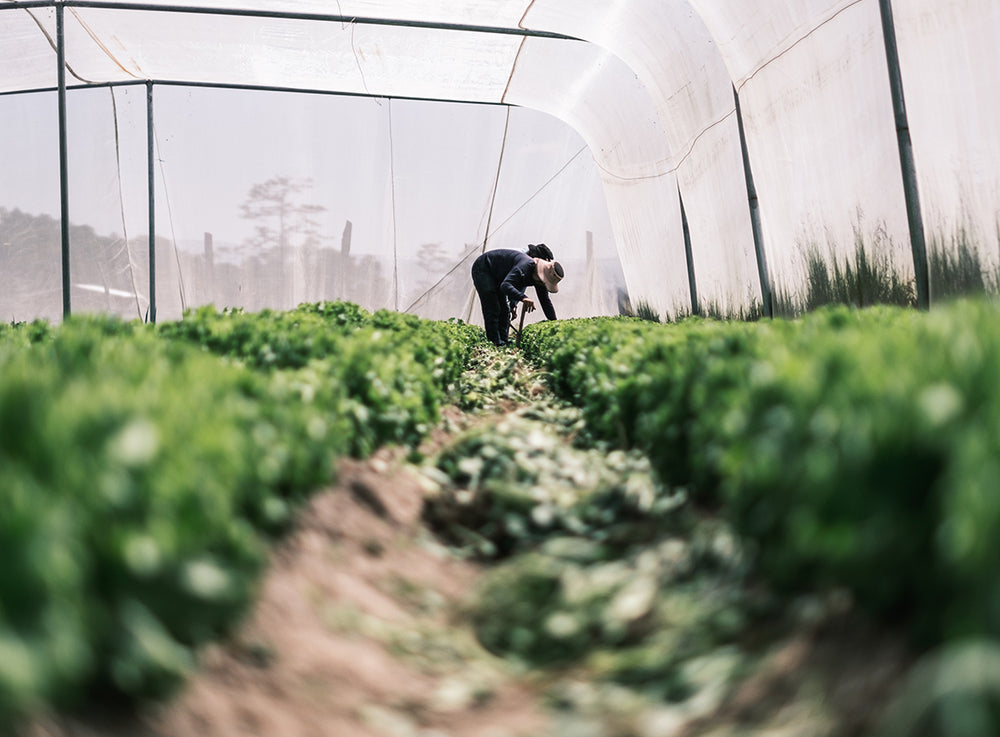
[928,225,993,301]
[521,298,1000,648]
[634,300,661,323]
[0,304,482,724]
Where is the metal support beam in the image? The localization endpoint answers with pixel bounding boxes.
[1,1,53,9]
[146,80,156,323]
[56,1,578,40]
[1,77,519,109]
[733,85,772,318]
[878,0,929,310]
[57,3,71,319]
[678,188,699,316]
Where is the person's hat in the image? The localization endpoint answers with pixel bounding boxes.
[528,243,555,261]
[537,259,564,293]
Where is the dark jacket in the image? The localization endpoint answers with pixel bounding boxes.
[474,249,556,320]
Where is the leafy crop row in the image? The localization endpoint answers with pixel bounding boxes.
[156,303,478,455]
[0,303,481,725]
[521,298,1000,648]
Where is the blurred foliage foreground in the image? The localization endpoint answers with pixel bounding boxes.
[0,302,481,725]
[4,297,1000,735]
[513,297,1000,735]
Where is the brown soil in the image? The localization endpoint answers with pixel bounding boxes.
[22,409,915,737]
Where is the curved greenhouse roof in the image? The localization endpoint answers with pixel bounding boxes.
[1,0,998,325]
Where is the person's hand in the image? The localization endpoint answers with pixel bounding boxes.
[522,297,535,314]
[510,303,519,320]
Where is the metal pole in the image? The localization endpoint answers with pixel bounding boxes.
[56,3,71,318]
[878,0,929,310]
[733,85,772,318]
[3,77,521,110]
[678,188,699,316]
[61,1,579,40]
[3,1,54,11]
[146,80,156,323]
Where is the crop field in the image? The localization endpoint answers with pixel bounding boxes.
[3,298,1000,737]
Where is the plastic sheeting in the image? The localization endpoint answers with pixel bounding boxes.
[697,1,915,308]
[2,0,999,323]
[894,0,1000,298]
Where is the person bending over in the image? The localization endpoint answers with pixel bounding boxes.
[470,248,565,346]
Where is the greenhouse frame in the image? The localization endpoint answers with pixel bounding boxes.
[1,0,998,326]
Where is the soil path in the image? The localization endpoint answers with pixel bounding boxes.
[141,444,552,737]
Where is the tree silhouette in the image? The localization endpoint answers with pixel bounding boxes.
[239,176,327,308]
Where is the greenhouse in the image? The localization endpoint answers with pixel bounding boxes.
[4,2,1000,736]
[3,0,998,327]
